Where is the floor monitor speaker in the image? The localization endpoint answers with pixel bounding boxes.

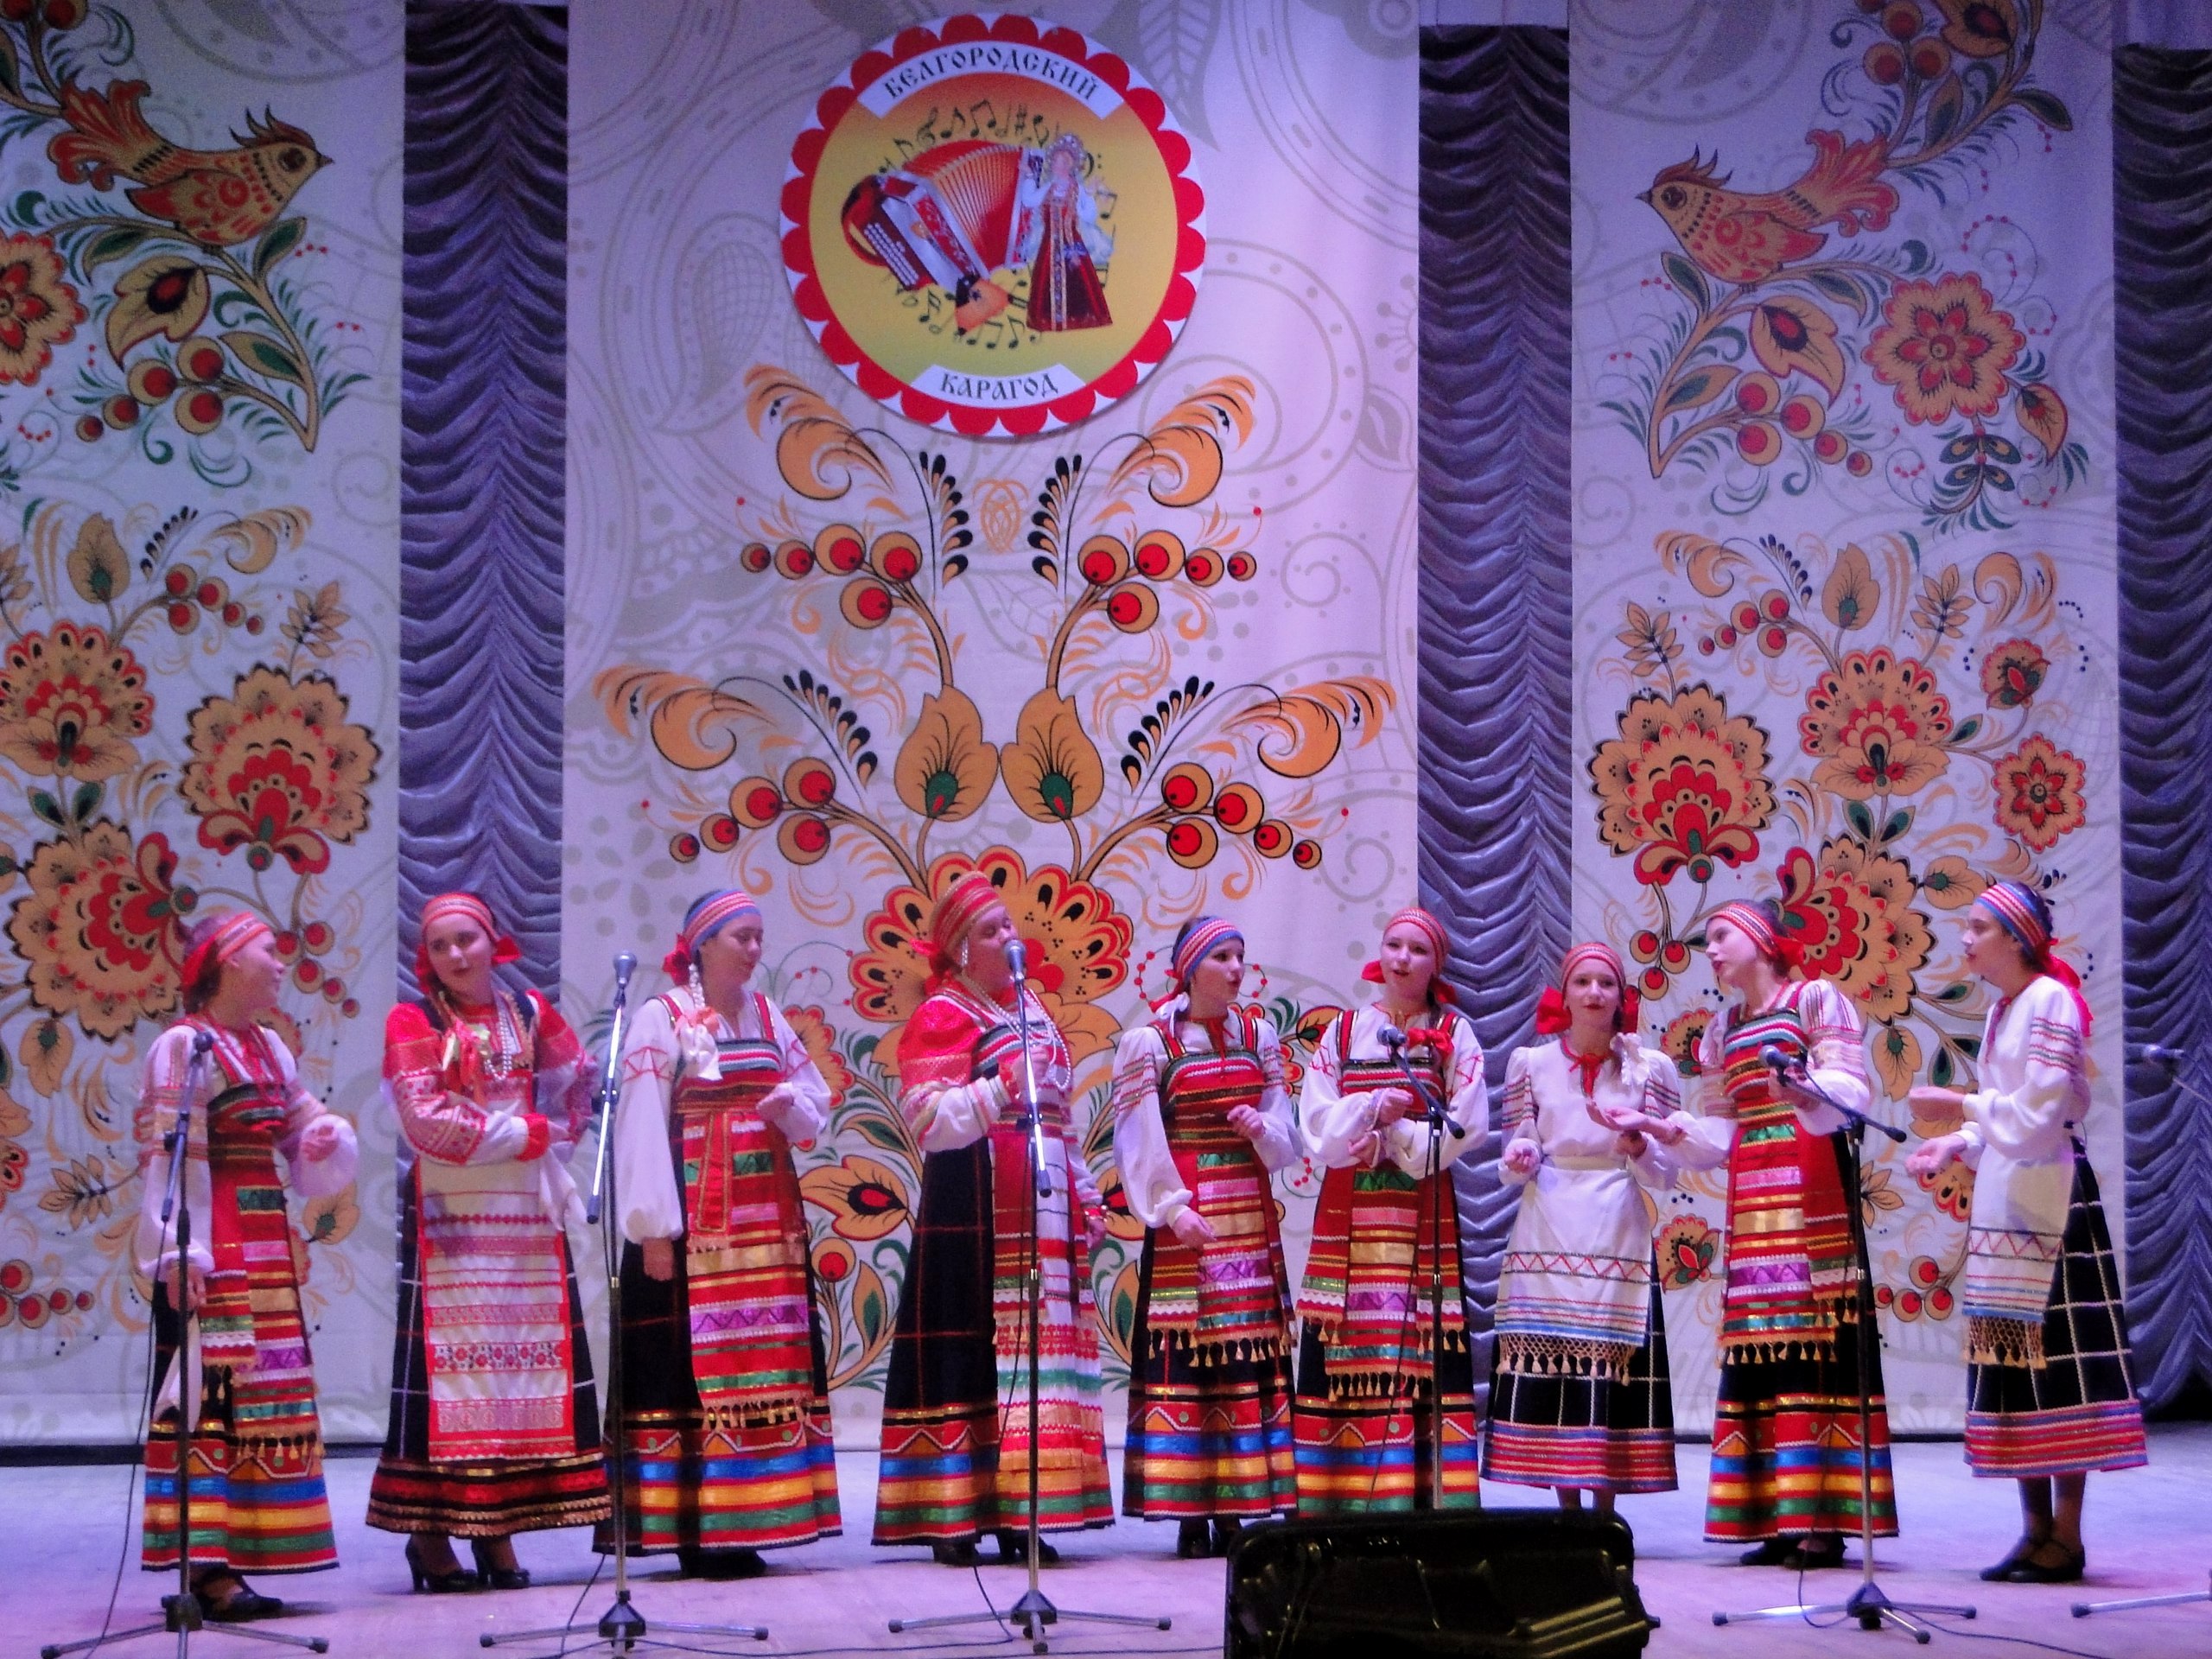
[1224,1507,1653,1659]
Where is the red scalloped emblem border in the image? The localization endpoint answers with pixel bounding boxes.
[780,12,1207,439]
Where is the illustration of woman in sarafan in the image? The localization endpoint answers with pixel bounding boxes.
[1014,131,1112,332]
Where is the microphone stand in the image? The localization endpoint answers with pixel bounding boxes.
[44,1033,331,1659]
[486,955,766,1656]
[890,945,1168,1654]
[1380,1028,1471,1512]
[2072,1048,2210,1621]
[1714,1055,1973,1643]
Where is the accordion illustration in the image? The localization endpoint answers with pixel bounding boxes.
[842,139,1035,298]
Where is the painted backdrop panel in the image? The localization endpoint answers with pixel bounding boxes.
[0,3,403,1441]
[567,0,1419,1444]
[1572,0,2118,1433]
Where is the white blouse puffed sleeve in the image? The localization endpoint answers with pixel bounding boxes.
[1109,1023,1189,1230]
[1661,1014,1737,1171]
[1497,1045,1540,1187]
[613,995,684,1243]
[1298,1014,1363,1168]
[1957,976,2085,1165]
[1619,1036,1680,1191]
[1792,977,1871,1136]
[1381,1010,1484,1178]
[763,1001,831,1146]
[133,1027,215,1282]
[1246,1015,1306,1173]
[272,1044,356,1198]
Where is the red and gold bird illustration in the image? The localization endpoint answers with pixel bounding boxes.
[46,79,326,249]
[1640,129,1897,286]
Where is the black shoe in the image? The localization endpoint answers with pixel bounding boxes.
[1786,1535,1847,1571]
[995,1529,1059,1566]
[470,1538,531,1590]
[1738,1539,1795,1567]
[929,1538,980,1567]
[1980,1536,2040,1581]
[404,1539,480,1595]
[678,1545,768,1580]
[1211,1517,1245,1558]
[2005,1543,2084,1584]
[1176,1519,1211,1560]
[194,1572,288,1620]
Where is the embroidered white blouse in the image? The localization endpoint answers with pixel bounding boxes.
[1109,997,1303,1230]
[1299,1002,1487,1178]
[612,987,830,1245]
[1956,973,2091,1322]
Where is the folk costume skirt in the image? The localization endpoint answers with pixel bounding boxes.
[1484,1273,1676,1495]
[605,1241,841,1553]
[1964,1154,2148,1478]
[873,1141,1112,1543]
[1292,1165,1478,1513]
[366,1173,611,1538]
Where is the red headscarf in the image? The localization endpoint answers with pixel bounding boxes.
[1359,905,1459,1005]
[181,911,274,989]
[1707,899,1803,976]
[415,891,521,995]
[1535,940,1640,1037]
[661,887,761,981]
[925,873,1004,979]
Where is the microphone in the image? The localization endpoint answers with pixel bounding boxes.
[613,951,636,994]
[191,1030,214,1058]
[2130,1043,2186,1065]
[1005,938,1027,979]
[1758,1041,1796,1078]
[1378,1025,1406,1050]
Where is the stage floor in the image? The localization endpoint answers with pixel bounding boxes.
[14,1426,2211,1658]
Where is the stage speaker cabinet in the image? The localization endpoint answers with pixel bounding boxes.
[1224,1509,1653,1659]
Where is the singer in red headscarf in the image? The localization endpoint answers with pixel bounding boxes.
[1291,906,1486,1516]
[1111,915,1303,1554]
[872,874,1113,1564]
[1905,881,2145,1585]
[366,892,610,1592]
[1483,941,1679,1508]
[137,912,356,1621]
[1663,896,1897,1568]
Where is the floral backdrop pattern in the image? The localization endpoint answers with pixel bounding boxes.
[0,3,398,1442]
[1573,0,2118,1431]
[569,1,1418,1440]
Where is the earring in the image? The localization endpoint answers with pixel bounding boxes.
[958,938,972,971]
[687,958,704,1002]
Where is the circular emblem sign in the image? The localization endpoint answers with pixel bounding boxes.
[782,12,1205,438]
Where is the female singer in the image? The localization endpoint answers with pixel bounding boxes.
[1293,906,1486,1513]
[367,892,611,1591]
[135,912,356,1620]
[611,889,841,1578]
[1667,898,1897,1568]
[874,874,1112,1564]
[1906,882,2145,1584]
[1112,915,1301,1555]
[1484,942,1679,1508]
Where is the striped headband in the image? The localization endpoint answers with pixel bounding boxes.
[1171,916,1244,985]
[1535,940,1639,1035]
[1975,880,2092,1038]
[1974,880,2050,957]
[416,891,522,992]
[663,887,761,980]
[1359,905,1459,1004]
[181,911,273,988]
[1708,900,1802,974]
[927,873,1004,976]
